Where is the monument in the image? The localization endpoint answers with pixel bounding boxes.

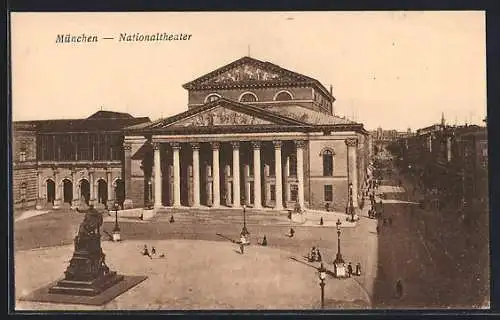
[49,205,124,296]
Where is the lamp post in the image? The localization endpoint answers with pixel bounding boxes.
[318,262,327,309]
[112,202,121,241]
[349,194,355,222]
[334,219,344,264]
[242,203,249,236]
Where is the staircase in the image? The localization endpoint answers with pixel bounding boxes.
[153,207,296,226]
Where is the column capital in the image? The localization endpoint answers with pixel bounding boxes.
[251,141,261,149]
[345,138,358,147]
[294,140,307,148]
[190,142,200,150]
[272,140,282,149]
[152,142,161,150]
[210,141,220,150]
[230,141,240,149]
[170,142,181,150]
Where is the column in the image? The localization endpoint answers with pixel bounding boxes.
[172,142,181,207]
[231,142,241,208]
[284,156,290,204]
[252,141,262,209]
[264,165,270,206]
[89,169,95,204]
[123,143,132,203]
[106,170,113,204]
[152,142,162,208]
[273,141,283,210]
[244,164,251,205]
[191,143,201,207]
[211,142,220,208]
[345,138,359,207]
[36,171,44,209]
[295,141,305,210]
[72,169,78,206]
[225,165,232,205]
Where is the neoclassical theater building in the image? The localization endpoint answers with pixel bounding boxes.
[123,57,371,212]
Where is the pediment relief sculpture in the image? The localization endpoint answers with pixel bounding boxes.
[201,64,293,85]
[172,106,274,127]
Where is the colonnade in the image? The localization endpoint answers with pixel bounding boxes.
[151,140,306,210]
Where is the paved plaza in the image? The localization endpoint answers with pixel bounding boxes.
[16,240,371,310]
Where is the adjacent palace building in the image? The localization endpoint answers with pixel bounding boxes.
[13,56,371,213]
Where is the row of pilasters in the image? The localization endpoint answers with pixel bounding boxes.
[152,140,305,210]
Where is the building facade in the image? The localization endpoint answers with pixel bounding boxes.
[123,57,371,212]
[395,118,488,214]
[13,111,150,210]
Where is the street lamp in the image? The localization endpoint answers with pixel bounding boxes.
[333,219,346,278]
[349,194,355,222]
[112,202,121,241]
[318,262,327,309]
[242,203,249,236]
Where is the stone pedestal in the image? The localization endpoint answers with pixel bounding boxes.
[49,207,124,296]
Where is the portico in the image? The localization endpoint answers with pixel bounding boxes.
[142,135,305,211]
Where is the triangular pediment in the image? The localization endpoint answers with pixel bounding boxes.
[170,105,275,127]
[146,98,310,130]
[183,57,313,89]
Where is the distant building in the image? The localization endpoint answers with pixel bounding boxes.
[12,111,150,209]
[396,115,488,213]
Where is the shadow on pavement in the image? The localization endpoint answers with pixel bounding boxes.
[372,186,489,309]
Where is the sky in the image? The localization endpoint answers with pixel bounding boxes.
[10,11,486,131]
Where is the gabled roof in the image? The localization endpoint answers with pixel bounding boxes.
[127,98,311,132]
[182,56,334,102]
[263,105,356,126]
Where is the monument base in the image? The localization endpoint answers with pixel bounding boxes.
[49,271,124,296]
[19,275,147,306]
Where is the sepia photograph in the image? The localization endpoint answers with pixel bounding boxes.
[10,11,488,311]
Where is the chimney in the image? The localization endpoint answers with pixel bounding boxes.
[329,85,333,96]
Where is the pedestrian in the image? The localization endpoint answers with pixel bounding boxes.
[151,246,156,255]
[142,245,151,258]
[289,227,295,237]
[395,280,403,298]
[240,234,247,254]
[320,217,324,225]
[347,262,353,277]
[316,248,322,262]
[355,263,361,276]
[262,235,268,246]
[310,247,317,262]
[169,215,175,223]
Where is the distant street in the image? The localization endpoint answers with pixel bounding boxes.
[372,158,489,308]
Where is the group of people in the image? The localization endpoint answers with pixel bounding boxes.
[308,247,322,262]
[141,244,165,259]
[347,262,362,277]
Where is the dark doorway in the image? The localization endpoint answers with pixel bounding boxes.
[97,179,107,205]
[80,179,90,205]
[46,179,55,204]
[63,179,73,203]
[115,179,125,206]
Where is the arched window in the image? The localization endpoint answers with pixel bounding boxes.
[239,92,258,103]
[204,93,221,103]
[322,149,334,176]
[274,90,293,101]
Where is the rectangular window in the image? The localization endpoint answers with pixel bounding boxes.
[324,185,333,202]
[270,185,276,201]
[290,185,298,202]
[19,151,26,162]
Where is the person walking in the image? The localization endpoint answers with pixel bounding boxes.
[316,248,322,262]
[355,263,361,276]
[310,247,317,262]
[347,262,353,277]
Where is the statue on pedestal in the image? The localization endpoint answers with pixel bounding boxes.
[49,205,124,296]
